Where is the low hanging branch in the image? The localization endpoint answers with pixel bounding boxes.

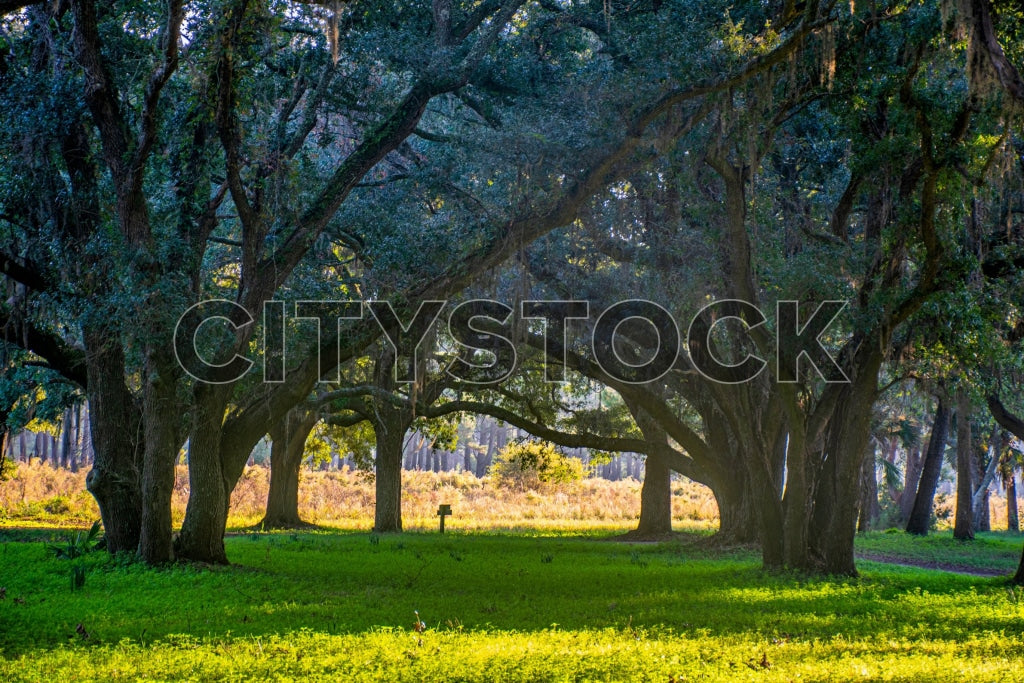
[987,394,1024,441]
[0,251,51,292]
[320,385,702,478]
[0,307,88,389]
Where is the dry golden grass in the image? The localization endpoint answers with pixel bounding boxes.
[1,460,719,532]
[5,459,1021,535]
[0,461,99,527]
[224,466,720,532]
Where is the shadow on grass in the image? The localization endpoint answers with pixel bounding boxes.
[231,518,325,535]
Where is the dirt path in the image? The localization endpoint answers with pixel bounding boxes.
[855,552,1010,577]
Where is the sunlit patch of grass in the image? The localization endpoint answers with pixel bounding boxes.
[4,627,1023,681]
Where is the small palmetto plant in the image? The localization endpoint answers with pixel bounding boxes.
[46,521,103,591]
[46,520,103,560]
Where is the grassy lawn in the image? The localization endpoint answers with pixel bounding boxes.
[856,530,1024,574]
[2,528,1023,681]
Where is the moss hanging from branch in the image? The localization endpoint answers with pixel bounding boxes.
[958,0,1024,109]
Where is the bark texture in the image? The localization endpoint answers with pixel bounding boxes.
[83,326,144,555]
[261,409,318,528]
[634,454,673,537]
[373,406,409,533]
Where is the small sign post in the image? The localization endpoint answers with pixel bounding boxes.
[437,504,452,534]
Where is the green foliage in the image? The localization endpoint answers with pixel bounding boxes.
[413,414,459,453]
[43,520,103,592]
[45,520,103,561]
[562,391,640,440]
[0,363,82,436]
[68,564,86,592]
[0,455,14,482]
[312,419,375,470]
[879,457,903,494]
[489,440,585,489]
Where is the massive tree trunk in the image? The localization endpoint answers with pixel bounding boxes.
[782,421,811,569]
[628,406,674,538]
[953,390,974,541]
[714,469,760,544]
[806,363,880,576]
[779,333,886,576]
[82,326,144,555]
[261,409,318,529]
[176,385,234,564]
[692,383,783,563]
[906,398,951,535]
[756,478,786,568]
[634,453,673,538]
[373,405,410,533]
[738,431,785,568]
[138,355,182,564]
[732,420,784,565]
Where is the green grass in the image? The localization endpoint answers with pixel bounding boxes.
[1,529,1023,681]
[855,530,1023,573]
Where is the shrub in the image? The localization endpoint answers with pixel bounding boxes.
[489,441,584,490]
[0,456,16,481]
[43,495,72,515]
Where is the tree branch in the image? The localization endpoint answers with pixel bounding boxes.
[0,308,88,388]
[0,0,42,16]
[0,251,51,291]
[134,1,184,175]
[257,1,527,305]
[69,0,131,185]
[988,394,1024,442]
